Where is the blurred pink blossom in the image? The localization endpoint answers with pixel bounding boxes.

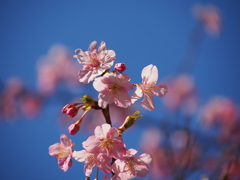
[163,74,198,114]
[37,44,79,96]
[193,4,221,36]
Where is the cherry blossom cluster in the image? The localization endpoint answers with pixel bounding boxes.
[49,41,168,179]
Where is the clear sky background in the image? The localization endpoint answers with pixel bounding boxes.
[1,0,240,180]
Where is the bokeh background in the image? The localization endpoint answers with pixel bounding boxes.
[1,0,240,180]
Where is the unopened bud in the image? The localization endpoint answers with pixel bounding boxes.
[62,104,70,113]
[66,107,79,118]
[114,63,127,73]
[119,110,142,134]
[68,123,80,135]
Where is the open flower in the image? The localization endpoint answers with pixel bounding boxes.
[112,148,152,179]
[49,134,73,171]
[82,124,127,159]
[93,72,133,109]
[73,150,112,176]
[131,64,168,111]
[74,41,116,84]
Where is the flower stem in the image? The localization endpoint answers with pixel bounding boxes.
[101,105,112,127]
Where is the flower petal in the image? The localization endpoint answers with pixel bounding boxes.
[49,143,61,157]
[88,41,97,52]
[131,84,143,103]
[153,84,168,97]
[141,93,155,111]
[136,153,152,164]
[98,92,114,109]
[114,90,132,108]
[141,64,158,84]
[72,150,88,162]
[60,134,72,147]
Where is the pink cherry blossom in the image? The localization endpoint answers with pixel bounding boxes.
[131,64,168,111]
[82,124,127,159]
[93,72,133,109]
[49,134,73,172]
[112,148,152,179]
[73,150,112,176]
[74,41,116,84]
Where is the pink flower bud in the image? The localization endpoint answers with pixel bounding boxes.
[68,123,80,135]
[114,63,126,73]
[66,107,78,118]
[62,104,70,113]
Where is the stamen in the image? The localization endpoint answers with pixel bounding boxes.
[57,146,70,159]
[99,138,113,150]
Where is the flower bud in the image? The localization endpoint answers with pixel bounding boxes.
[62,104,70,113]
[66,107,79,118]
[118,110,142,135]
[114,63,127,73]
[68,123,80,135]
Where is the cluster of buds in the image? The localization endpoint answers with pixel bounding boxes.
[49,41,168,179]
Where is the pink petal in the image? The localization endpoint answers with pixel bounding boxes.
[101,124,112,138]
[60,134,72,147]
[102,175,111,180]
[58,157,71,172]
[112,159,125,174]
[88,41,97,52]
[136,153,152,164]
[84,162,94,176]
[72,150,88,162]
[106,126,119,138]
[94,125,105,139]
[153,84,168,97]
[141,93,155,111]
[114,90,132,108]
[141,64,158,84]
[98,92,114,109]
[98,41,106,52]
[117,74,133,90]
[134,164,149,177]
[79,69,94,84]
[131,84,143,103]
[111,140,127,159]
[75,48,87,58]
[82,135,100,152]
[126,149,138,157]
[49,143,61,157]
[96,153,112,174]
[93,76,108,92]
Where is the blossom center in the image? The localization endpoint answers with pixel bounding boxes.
[126,159,137,172]
[100,138,113,150]
[109,84,120,94]
[90,59,100,67]
[142,82,156,94]
[57,146,70,159]
[86,154,96,168]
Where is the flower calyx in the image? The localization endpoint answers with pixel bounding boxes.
[118,110,142,135]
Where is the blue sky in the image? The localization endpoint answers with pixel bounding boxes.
[1,0,240,179]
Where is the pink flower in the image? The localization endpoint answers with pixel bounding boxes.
[93,72,133,109]
[73,150,112,176]
[112,149,152,179]
[114,63,127,73]
[74,41,116,84]
[131,64,168,111]
[83,124,127,159]
[49,134,73,172]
